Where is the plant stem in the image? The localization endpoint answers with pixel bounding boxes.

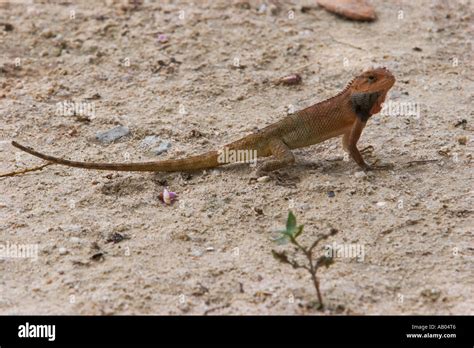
[301,248,324,308]
[311,271,323,307]
[306,249,323,307]
[288,229,335,308]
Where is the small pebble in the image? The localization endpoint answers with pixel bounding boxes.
[106,232,128,244]
[277,74,302,86]
[299,203,311,210]
[91,253,104,262]
[257,175,270,182]
[151,141,171,155]
[376,201,387,207]
[58,247,68,255]
[41,29,55,38]
[327,191,335,198]
[96,126,130,143]
[458,136,467,145]
[63,224,82,233]
[69,237,82,244]
[140,135,160,149]
[191,249,203,257]
[354,171,366,178]
[157,34,168,43]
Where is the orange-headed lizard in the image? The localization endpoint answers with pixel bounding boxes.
[9,67,395,175]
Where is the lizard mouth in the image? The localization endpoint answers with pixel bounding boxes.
[375,72,395,102]
[377,67,395,89]
[379,76,395,90]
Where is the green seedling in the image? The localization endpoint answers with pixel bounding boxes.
[272,211,338,308]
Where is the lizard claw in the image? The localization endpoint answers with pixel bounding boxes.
[360,145,375,155]
[363,161,394,171]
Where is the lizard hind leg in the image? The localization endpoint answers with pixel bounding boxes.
[256,138,295,175]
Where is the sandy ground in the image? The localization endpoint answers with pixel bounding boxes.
[0,0,472,315]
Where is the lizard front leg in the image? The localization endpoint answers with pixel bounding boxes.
[343,118,393,171]
[343,118,370,170]
[256,138,295,175]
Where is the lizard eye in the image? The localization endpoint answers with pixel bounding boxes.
[367,75,376,83]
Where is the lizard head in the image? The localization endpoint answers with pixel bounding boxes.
[351,67,395,94]
[349,67,396,119]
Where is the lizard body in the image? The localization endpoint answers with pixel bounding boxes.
[11,67,395,174]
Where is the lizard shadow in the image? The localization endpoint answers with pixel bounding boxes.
[100,175,156,196]
[97,155,435,195]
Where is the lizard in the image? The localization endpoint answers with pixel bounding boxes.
[9,67,395,175]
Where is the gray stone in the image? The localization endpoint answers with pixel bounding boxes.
[140,135,160,149]
[96,126,130,143]
[151,141,171,155]
[354,171,366,178]
[58,247,68,255]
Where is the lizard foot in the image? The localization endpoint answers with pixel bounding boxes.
[360,145,375,155]
[255,166,271,177]
[363,160,394,171]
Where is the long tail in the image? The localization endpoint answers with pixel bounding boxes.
[11,141,220,172]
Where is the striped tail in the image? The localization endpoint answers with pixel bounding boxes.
[11,141,221,172]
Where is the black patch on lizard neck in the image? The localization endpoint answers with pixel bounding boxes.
[351,92,380,122]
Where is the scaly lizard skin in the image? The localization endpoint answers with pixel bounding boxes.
[11,67,395,174]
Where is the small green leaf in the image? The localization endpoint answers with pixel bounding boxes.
[278,228,290,235]
[272,212,305,244]
[286,211,296,231]
[272,235,289,245]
